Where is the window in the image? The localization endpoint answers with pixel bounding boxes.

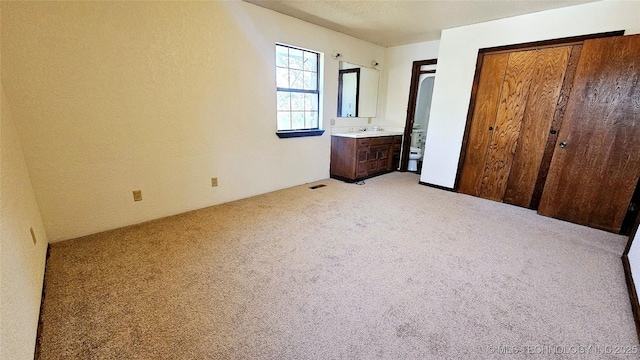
[275,44,324,138]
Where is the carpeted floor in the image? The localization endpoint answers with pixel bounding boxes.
[38,172,639,359]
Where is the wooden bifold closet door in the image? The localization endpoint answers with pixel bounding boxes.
[458,45,573,207]
[538,35,640,233]
[459,34,640,234]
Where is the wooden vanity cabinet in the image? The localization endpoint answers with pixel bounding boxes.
[391,136,402,170]
[331,135,402,182]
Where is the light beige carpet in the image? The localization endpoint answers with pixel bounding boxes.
[38,172,638,359]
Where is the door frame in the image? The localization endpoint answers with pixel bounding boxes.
[337,68,360,117]
[453,30,624,191]
[400,59,437,172]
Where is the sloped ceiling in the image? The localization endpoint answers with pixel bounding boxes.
[244,0,598,47]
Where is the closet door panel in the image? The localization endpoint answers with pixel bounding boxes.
[458,53,510,196]
[538,35,640,232]
[529,45,583,210]
[479,51,538,201]
[504,46,572,207]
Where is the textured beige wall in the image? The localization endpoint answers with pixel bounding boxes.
[1,83,49,359]
[1,1,384,241]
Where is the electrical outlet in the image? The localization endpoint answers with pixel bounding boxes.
[133,190,143,201]
[30,227,37,245]
[211,177,218,187]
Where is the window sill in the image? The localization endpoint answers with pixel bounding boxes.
[276,129,325,138]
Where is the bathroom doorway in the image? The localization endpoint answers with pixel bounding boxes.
[400,59,437,172]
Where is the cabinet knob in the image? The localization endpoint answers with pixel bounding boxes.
[488,126,493,131]
[559,141,567,148]
[550,129,557,135]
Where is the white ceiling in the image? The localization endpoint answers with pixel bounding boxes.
[244,0,598,47]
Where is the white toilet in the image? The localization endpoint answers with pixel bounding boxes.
[408,146,422,172]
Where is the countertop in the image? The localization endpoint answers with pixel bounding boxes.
[331,130,404,138]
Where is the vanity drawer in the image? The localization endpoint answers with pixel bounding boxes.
[370,136,394,146]
[357,138,370,147]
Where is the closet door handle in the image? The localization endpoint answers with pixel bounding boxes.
[559,141,567,148]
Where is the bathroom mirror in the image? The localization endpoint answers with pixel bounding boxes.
[337,61,379,118]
